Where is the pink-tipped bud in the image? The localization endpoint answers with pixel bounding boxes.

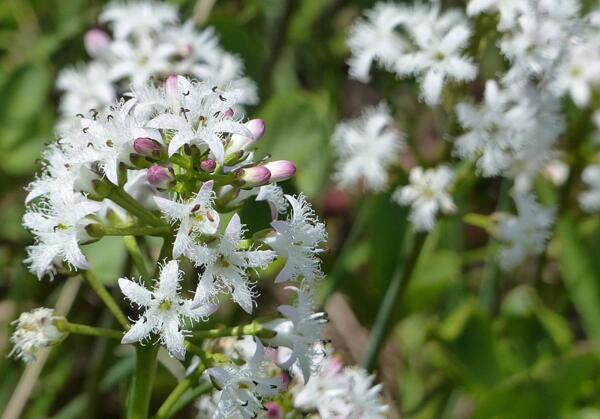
[236,166,271,187]
[84,29,111,57]
[263,160,296,182]
[165,74,179,96]
[133,137,162,157]
[227,119,266,154]
[222,108,234,118]
[200,159,217,173]
[147,165,174,189]
[264,402,282,419]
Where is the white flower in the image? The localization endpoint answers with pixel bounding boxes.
[455,80,533,177]
[293,357,387,419]
[9,308,65,363]
[265,194,326,285]
[154,181,220,260]
[263,287,326,382]
[396,5,477,105]
[142,76,250,163]
[119,260,214,360]
[108,37,175,86]
[209,339,282,419]
[23,188,100,279]
[392,165,455,232]
[100,1,178,40]
[466,0,526,31]
[496,193,555,270]
[232,184,289,220]
[192,214,276,314]
[331,103,404,192]
[346,3,409,81]
[56,63,116,118]
[580,163,600,212]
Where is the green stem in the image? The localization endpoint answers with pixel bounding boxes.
[167,381,212,418]
[190,322,275,340]
[123,236,153,281]
[362,232,428,371]
[479,178,511,313]
[55,319,123,340]
[83,271,130,330]
[155,235,175,274]
[108,186,165,227]
[128,345,159,419]
[153,363,207,419]
[89,224,172,238]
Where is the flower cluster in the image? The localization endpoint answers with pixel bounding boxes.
[57,1,256,129]
[9,308,65,362]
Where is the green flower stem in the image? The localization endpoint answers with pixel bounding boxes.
[362,232,428,372]
[153,363,207,419]
[88,224,172,238]
[155,235,175,274]
[190,321,276,340]
[123,236,152,281]
[83,271,130,330]
[55,319,123,340]
[127,344,159,419]
[107,186,165,227]
[167,381,213,418]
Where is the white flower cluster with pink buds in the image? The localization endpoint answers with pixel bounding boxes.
[56,1,256,129]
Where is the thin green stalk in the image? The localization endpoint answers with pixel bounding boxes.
[190,322,275,340]
[127,345,159,419]
[479,178,511,313]
[123,236,152,281]
[167,381,212,418]
[83,271,130,330]
[55,319,123,340]
[153,363,207,419]
[362,232,428,372]
[88,224,172,237]
[108,186,165,227]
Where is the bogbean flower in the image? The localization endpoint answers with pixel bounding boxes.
[192,214,277,314]
[496,194,555,270]
[392,165,456,232]
[208,340,282,419]
[263,287,327,382]
[264,194,327,285]
[331,103,404,192]
[9,308,65,363]
[347,1,477,106]
[466,0,526,31]
[119,260,215,360]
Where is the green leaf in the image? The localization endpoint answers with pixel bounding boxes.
[557,216,600,341]
[84,237,127,284]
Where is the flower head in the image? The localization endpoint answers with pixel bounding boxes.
[10,308,65,363]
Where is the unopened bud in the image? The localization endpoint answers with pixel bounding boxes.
[263,160,296,182]
[235,166,271,187]
[84,29,111,57]
[165,74,179,97]
[200,159,217,173]
[227,119,266,154]
[133,137,162,157]
[264,402,283,419]
[147,165,175,189]
[85,223,105,238]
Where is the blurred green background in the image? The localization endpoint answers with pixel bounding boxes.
[3,0,600,418]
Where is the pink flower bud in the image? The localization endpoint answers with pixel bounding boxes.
[235,166,271,187]
[222,108,234,118]
[263,160,296,182]
[200,159,217,172]
[133,137,162,157]
[227,119,266,154]
[264,402,282,419]
[165,74,179,97]
[147,165,174,188]
[84,29,111,57]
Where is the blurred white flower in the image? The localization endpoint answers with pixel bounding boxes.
[119,260,215,360]
[580,163,600,212]
[100,1,178,40]
[56,63,116,118]
[10,308,65,363]
[331,103,404,192]
[392,165,456,232]
[496,193,555,270]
